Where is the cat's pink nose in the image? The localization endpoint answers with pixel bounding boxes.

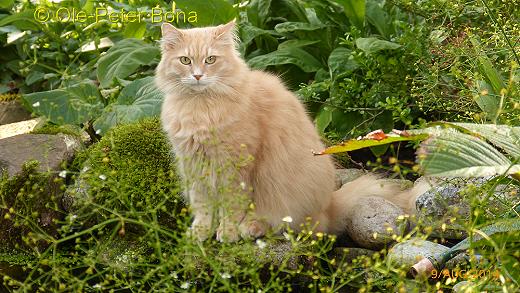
[193,74,203,80]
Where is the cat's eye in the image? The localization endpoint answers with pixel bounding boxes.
[205,56,217,64]
[179,56,191,65]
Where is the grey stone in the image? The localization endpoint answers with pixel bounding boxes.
[0,100,31,125]
[335,168,365,188]
[345,196,408,249]
[415,177,518,239]
[0,133,82,177]
[387,238,449,267]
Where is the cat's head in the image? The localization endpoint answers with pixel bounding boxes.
[156,21,246,95]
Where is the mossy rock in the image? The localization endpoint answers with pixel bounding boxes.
[64,117,183,233]
[0,161,64,250]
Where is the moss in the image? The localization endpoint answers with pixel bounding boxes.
[0,93,20,102]
[0,161,63,250]
[68,117,182,230]
[31,123,83,139]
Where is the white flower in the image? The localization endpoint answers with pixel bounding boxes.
[58,170,67,178]
[220,272,231,279]
[95,129,101,135]
[240,182,246,190]
[180,282,190,289]
[282,216,293,223]
[170,271,178,279]
[32,102,40,107]
[99,174,107,180]
[93,284,102,289]
[82,166,90,173]
[256,239,266,249]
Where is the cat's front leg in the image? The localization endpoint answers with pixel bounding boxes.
[187,187,215,241]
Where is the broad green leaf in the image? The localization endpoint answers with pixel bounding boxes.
[25,71,44,86]
[246,0,272,27]
[334,0,365,29]
[96,39,160,88]
[474,80,500,118]
[247,47,323,72]
[315,133,428,155]
[449,122,520,159]
[419,131,520,177]
[123,21,147,39]
[93,77,163,135]
[22,82,103,125]
[356,37,401,55]
[0,10,40,31]
[173,0,236,27]
[327,47,359,79]
[278,39,320,50]
[274,22,325,33]
[0,0,14,9]
[315,106,332,134]
[470,37,506,94]
[365,0,390,38]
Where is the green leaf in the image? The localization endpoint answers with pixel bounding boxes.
[274,22,325,33]
[334,0,365,29]
[315,132,428,155]
[123,21,147,39]
[365,0,390,38]
[327,47,359,79]
[246,0,272,27]
[25,71,44,86]
[247,47,323,72]
[0,10,40,31]
[315,106,332,134]
[419,130,520,177]
[0,0,14,9]
[470,37,506,94]
[96,39,160,88]
[356,37,401,55]
[278,39,320,50]
[93,77,163,135]
[173,0,236,27]
[22,82,103,125]
[474,80,500,118]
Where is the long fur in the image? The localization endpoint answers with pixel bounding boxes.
[156,21,428,241]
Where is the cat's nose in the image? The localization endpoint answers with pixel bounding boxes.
[193,74,203,80]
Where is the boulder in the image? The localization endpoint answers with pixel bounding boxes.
[0,100,31,126]
[345,196,408,249]
[387,238,449,267]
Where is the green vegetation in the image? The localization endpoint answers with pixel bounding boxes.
[0,0,519,291]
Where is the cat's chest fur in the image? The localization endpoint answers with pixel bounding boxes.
[161,94,254,158]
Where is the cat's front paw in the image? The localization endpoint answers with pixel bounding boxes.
[187,217,213,241]
[216,222,241,243]
[239,219,267,239]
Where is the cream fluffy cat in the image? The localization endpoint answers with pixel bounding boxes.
[156,21,428,242]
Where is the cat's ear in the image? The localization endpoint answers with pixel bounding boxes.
[161,22,183,40]
[215,20,237,44]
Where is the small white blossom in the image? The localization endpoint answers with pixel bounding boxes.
[170,271,178,279]
[58,170,67,178]
[256,239,266,249]
[282,216,293,223]
[95,129,101,135]
[240,182,246,190]
[180,282,190,289]
[70,214,77,220]
[99,174,107,180]
[32,102,40,107]
[220,272,231,279]
[82,166,90,173]
[92,284,102,289]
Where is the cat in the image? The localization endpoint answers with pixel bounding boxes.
[156,21,429,242]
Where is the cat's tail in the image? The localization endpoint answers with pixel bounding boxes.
[323,174,433,234]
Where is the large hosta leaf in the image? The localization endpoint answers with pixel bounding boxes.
[247,47,322,72]
[22,81,103,125]
[93,77,163,135]
[418,130,520,177]
[96,39,160,88]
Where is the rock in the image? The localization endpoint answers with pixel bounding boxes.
[415,177,518,239]
[0,118,42,140]
[387,238,449,267]
[335,168,365,188]
[0,133,82,177]
[345,197,408,249]
[0,100,31,125]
